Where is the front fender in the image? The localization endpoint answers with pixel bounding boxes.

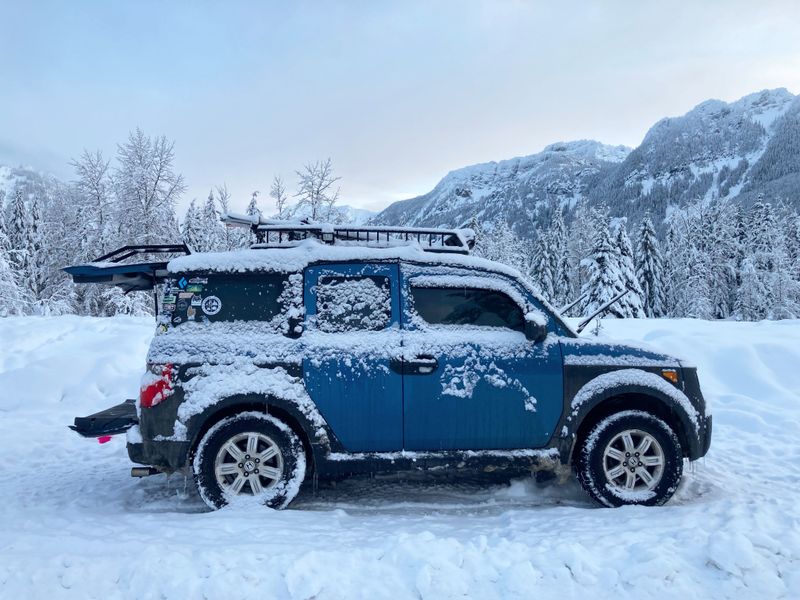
[559,368,703,462]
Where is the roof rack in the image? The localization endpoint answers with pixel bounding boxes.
[92,244,192,264]
[222,213,475,254]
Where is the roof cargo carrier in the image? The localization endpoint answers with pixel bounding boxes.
[63,244,190,291]
[222,213,476,254]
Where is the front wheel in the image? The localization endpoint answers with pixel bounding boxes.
[193,412,306,510]
[576,410,683,507]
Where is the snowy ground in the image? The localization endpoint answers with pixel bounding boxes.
[0,316,798,599]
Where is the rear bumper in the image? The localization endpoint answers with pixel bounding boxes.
[128,439,191,472]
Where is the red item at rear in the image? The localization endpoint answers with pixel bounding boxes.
[97,435,112,444]
[139,363,174,408]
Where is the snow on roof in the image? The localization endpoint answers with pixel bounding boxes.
[169,238,516,276]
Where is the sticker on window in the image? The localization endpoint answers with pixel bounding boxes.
[201,295,222,316]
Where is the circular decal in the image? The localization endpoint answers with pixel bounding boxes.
[201,295,222,316]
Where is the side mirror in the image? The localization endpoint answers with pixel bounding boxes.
[524,316,547,343]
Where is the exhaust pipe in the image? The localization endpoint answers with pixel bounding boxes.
[131,467,161,478]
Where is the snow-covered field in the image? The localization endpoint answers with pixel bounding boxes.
[0,316,798,599]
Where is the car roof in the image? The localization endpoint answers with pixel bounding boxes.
[168,239,519,278]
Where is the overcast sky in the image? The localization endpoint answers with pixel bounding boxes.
[2,0,799,215]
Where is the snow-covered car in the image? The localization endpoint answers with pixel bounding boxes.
[66,219,712,509]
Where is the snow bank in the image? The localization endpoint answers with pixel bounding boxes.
[0,316,799,598]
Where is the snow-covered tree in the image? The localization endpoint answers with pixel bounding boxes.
[196,190,224,252]
[269,175,289,219]
[114,128,184,245]
[635,216,666,317]
[548,207,571,307]
[529,229,554,301]
[293,158,340,222]
[246,191,262,221]
[0,206,23,316]
[181,199,204,251]
[215,184,247,250]
[612,221,645,317]
[581,216,642,319]
[71,149,113,256]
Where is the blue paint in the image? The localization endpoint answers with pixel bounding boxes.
[302,263,404,452]
[399,266,564,450]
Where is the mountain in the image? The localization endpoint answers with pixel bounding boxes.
[0,164,61,204]
[372,140,630,237]
[372,88,800,235]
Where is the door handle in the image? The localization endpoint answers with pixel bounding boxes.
[389,355,439,375]
[408,355,439,375]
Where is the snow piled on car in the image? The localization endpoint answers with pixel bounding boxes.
[0,316,799,598]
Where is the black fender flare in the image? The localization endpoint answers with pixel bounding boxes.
[559,369,703,463]
[181,393,336,473]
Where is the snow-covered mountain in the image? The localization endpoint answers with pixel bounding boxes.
[372,88,800,234]
[372,140,631,236]
[0,164,61,204]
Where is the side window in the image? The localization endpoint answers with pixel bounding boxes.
[160,272,296,333]
[410,286,524,331]
[315,275,392,333]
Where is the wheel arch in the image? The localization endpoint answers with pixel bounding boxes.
[564,386,700,465]
[184,394,325,476]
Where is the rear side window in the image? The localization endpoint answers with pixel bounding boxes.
[161,272,295,329]
[410,287,524,331]
[315,275,391,332]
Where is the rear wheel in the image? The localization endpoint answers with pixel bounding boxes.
[193,412,306,510]
[576,410,683,507]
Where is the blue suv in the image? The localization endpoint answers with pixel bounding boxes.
[67,221,712,509]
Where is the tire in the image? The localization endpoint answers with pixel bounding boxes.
[192,411,306,510]
[576,410,683,507]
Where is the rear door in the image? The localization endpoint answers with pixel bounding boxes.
[302,262,404,452]
[400,266,563,451]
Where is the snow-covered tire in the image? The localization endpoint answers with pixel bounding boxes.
[576,410,683,507]
[192,411,306,510]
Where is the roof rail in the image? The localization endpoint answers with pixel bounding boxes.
[222,213,475,254]
[92,244,192,263]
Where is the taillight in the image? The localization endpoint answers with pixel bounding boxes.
[139,363,174,408]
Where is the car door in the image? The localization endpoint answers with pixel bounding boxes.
[400,266,563,451]
[302,262,404,452]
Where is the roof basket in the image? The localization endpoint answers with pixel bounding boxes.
[92,244,191,264]
[222,213,475,254]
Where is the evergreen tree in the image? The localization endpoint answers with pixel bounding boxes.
[529,229,554,301]
[246,191,262,220]
[735,257,769,320]
[548,207,571,307]
[581,218,635,319]
[199,189,223,251]
[0,207,23,316]
[245,191,263,246]
[9,189,29,272]
[635,216,666,317]
[181,200,204,251]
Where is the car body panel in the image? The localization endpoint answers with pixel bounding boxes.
[302,262,404,452]
[399,265,564,450]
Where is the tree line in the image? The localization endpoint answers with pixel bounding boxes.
[1,128,799,321]
[0,129,343,316]
[473,198,800,321]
